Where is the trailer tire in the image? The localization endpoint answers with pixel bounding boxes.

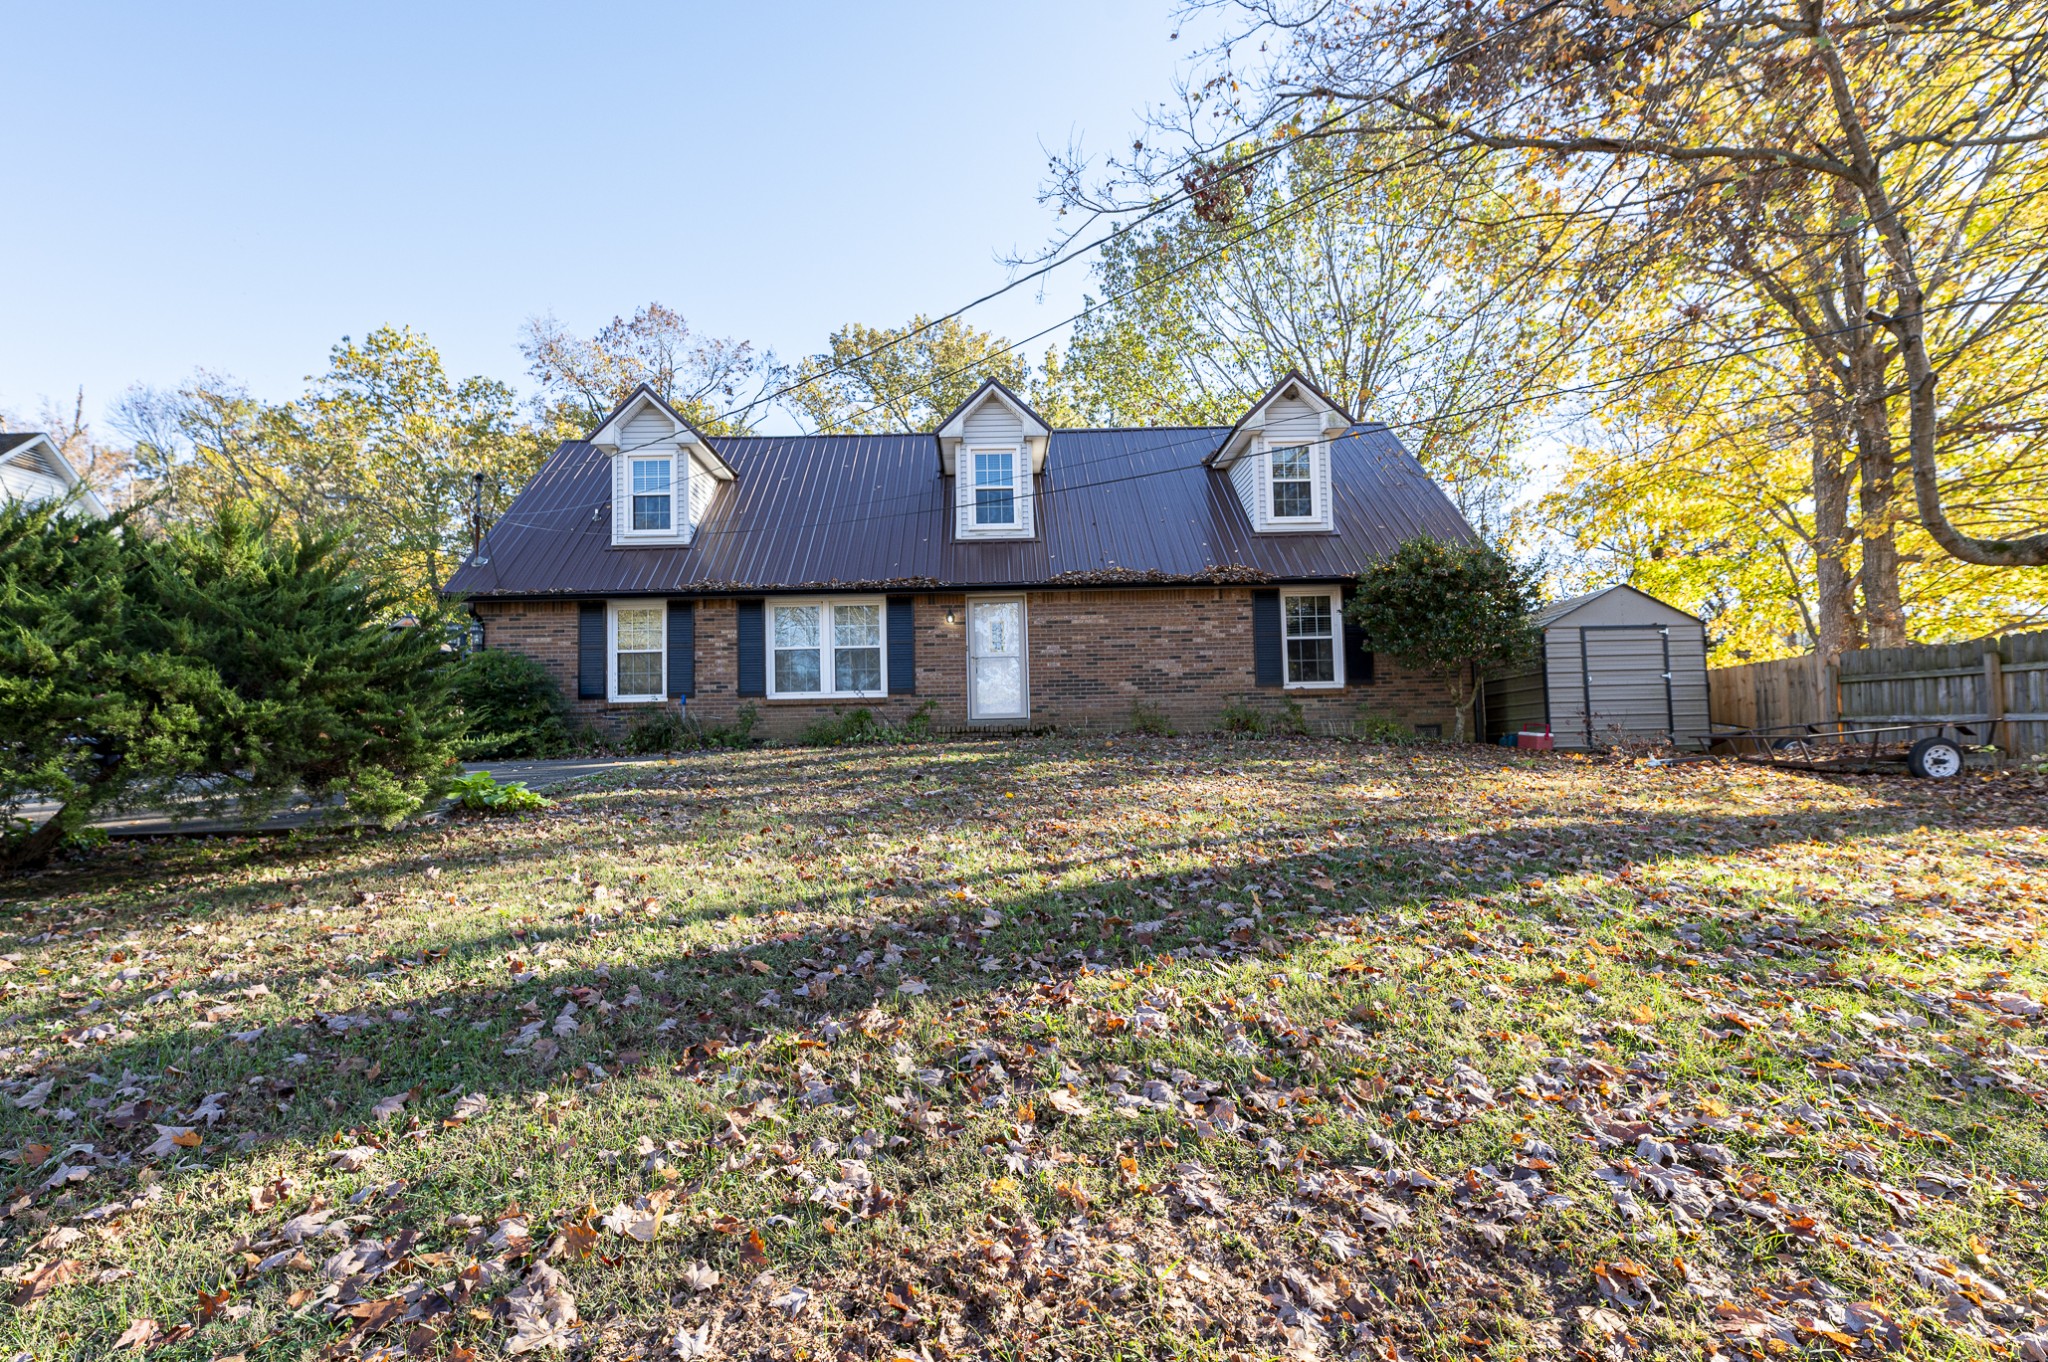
[1907,737,1964,780]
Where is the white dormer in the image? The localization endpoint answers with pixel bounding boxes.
[587,384,734,548]
[1208,372,1350,533]
[0,432,109,516]
[936,379,1050,541]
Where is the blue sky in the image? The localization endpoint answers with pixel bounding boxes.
[1,1,1193,434]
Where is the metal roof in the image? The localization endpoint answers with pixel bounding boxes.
[445,422,1477,599]
[1534,583,1704,628]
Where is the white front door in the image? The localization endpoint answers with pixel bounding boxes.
[968,598,1028,721]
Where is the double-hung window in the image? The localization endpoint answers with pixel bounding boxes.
[768,598,885,698]
[1269,445,1315,521]
[630,457,673,531]
[973,449,1016,526]
[1281,589,1343,688]
[610,602,666,701]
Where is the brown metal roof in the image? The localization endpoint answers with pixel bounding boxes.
[444,423,1476,599]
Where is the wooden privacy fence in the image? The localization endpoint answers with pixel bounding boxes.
[1707,630,2048,761]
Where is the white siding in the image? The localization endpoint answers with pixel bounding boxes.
[1230,453,1265,531]
[621,410,674,455]
[1263,395,1323,445]
[0,458,67,506]
[610,408,690,545]
[1226,394,1335,532]
[688,452,716,535]
[955,394,1032,540]
[962,398,1022,445]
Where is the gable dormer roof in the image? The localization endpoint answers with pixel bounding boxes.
[934,378,1052,475]
[0,432,110,516]
[1208,371,1354,469]
[587,384,734,481]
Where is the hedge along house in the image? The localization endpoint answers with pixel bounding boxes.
[443,373,1481,740]
[1482,585,1711,749]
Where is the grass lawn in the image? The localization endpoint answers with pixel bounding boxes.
[3,735,2047,1361]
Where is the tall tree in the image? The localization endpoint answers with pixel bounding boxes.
[116,328,549,607]
[786,315,1030,434]
[1050,137,1549,545]
[1206,0,2048,568]
[520,303,769,437]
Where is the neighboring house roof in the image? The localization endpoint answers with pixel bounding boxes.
[448,418,1476,598]
[0,432,109,517]
[1535,583,1702,629]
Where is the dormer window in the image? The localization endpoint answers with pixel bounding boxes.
[630,457,673,531]
[973,449,1017,526]
[1209,372,1350,534]
[1270,445,1315,520]
[937,379,1051,542]
[586,383,735,548]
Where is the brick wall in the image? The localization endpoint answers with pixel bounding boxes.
[472,589,1460,741]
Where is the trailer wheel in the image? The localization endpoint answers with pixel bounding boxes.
[1907,737,1964,780]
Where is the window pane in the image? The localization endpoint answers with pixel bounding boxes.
[974,656,1023,716]
[631,459,671,494]
[975,486,1015,525]
[617,651,662,696]
[1271,446,1311,479]
[971,600,1020,657]
[1273,479,1313,518]
[773,605,819,649]
[632,494,671,530]
[1284,594,1333,639]
[1286,638,1335,684]
[974,451,1013,486]
[774,648,821,693]
[616,607,663,651]
[835,646,881,692]
[833,602,880,648]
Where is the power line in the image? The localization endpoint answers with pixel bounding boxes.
[703,0,1585,432]
[470,291,2019,557]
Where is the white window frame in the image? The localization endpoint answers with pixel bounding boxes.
[971,448,1017,527]
[1280,587,1344,690]
[957,443,1030,540]
[608,599,668,703]
[626,454,675,535]
[966,594,1030,721]
[765,596,888,701]
[1267,442,1319,525]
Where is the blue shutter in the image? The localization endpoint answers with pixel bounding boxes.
[667,600,694,698]
[578,602,605,699]
[886,596,915,695]
[735,599,765,697]
[1252,589,1282,688]
[1341,588,1373,686]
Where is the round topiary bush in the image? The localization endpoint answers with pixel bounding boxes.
[449,648,572,759]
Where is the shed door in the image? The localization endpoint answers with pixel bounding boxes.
[1580,626,1674,744]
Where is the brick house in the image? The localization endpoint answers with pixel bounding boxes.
[444,373,1477,740]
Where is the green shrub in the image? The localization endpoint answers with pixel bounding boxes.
[1129,701,1176,736]
[0,499,460,871]
[1219,698,1269,735]
[625,710,691,754]
[449,649,572,759]
[448,770,551,813]
[797,701,935,747]
[1358,711,1414,743]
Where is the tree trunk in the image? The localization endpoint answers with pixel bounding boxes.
[1853,403,1908,648]
[1,804,77,876]
[1806,362,1863,664]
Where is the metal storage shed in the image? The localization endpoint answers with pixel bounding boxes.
[1484,585,1711,749]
